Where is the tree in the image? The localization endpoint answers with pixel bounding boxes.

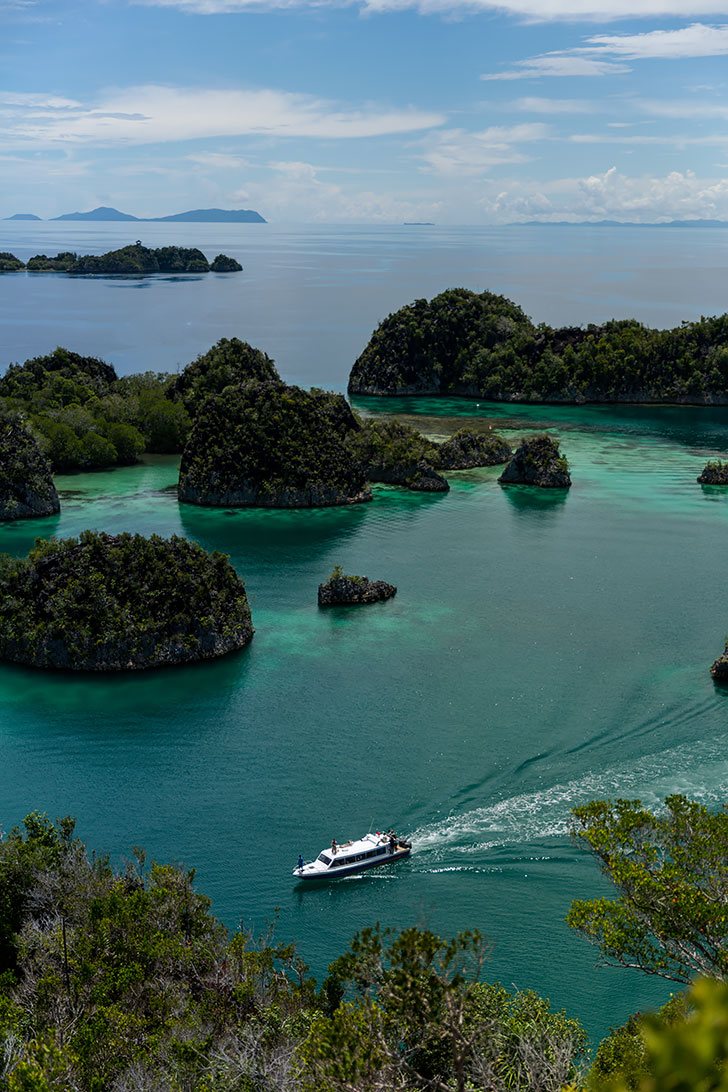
[568,795,728,984]
[304,925,586,1092]
[588,978,728,1092]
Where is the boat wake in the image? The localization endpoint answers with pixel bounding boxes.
[408,734,728,862]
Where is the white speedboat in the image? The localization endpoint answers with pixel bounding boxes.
[293,830,411,881]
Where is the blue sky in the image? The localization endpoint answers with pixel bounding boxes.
[5,1,728,221]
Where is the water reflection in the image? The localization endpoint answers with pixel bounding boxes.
[500,484,569,517]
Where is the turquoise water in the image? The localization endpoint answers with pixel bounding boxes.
[3,223,728,1045]
[2,405,728,1045]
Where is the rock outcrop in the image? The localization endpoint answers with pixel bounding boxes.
[711,645,728,681]
[436,428,512,469]
[210,254,243,272]
[318,569,397,607]
[0,531,253,671]
[698,461,728,484]
[498,435,571,488]
[26,243,242,275]
[0,418,59,521]
[178,380,371,508]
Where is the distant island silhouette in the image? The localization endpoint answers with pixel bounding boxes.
[4,206,266,223]
[518,219,728,228]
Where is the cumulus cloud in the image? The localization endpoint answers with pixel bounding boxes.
[136,0,728,18]
[0,84,445,149]
[482,166,728,222]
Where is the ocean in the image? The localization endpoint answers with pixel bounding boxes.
[2,220,728,1044]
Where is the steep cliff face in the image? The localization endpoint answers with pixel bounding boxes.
[498,435,571,488]
[0,531,253,671]
[318,571,397,607]
[178,381,371,508]
[0,418,60,521]
[436,428,512,469]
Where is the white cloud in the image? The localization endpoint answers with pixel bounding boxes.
[419,122,549,175]
[186,151,251,168]
[511,96,593,112]
[0,84,445,149]
[583,21,728,56]
[136,0,728,18]
[482,166,728,222]
[482,55,629,80]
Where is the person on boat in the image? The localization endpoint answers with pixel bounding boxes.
[331,839,337,855]
[297,854,304,870]
[389,833,397,854]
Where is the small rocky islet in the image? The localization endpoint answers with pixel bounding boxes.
[1,242,242,275]
[318,567,397,607]
[0,531,253,672]
[698,460,728,484]
[498,435,571,489]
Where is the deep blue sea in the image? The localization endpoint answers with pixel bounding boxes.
[2,221,728,1047]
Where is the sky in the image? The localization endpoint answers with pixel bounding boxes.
[6,1,728,221]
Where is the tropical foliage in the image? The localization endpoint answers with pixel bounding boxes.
[0,531,253,671]
[179,381,370,508]
[349,288,728,403]
[168,337,280,414]
[0,416,59,520]
[0,349,190,470]
[568,795,728,983]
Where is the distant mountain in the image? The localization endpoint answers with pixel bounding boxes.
[4,213,42,221]
[151,208,266,223]
[519,218,728,228]
[52,207,140,222]
[47,206,266,223]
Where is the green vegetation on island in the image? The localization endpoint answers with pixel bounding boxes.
[0,531,253,671]
[344,416,448,492]
[26,242,242,274]
[0,794,726,1090]
[0,416,59,521]
[349,287,728,405]
[498,434,571,488]
[179,380,371,508]
[168,336,280,414]
[0,252,24,272]
[0,348,191,471]
[437,426,512,469]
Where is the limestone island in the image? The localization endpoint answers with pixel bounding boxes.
[179,380,371,508]
[0,531,253,672]
[0,252,24,272]
[0,417,59,520]
[318,566,397,607]
[498,435,571,488]
[348,288,728,405]
[698,460,728,484]
[168,337,280,414]
[25,243,242,275]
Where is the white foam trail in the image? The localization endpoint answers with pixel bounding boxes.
[409,736,728,858]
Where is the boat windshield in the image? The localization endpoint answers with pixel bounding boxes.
[318,853,332,866]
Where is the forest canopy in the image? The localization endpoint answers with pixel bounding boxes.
[348,288,728,404]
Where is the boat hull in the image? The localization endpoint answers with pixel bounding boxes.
[294,846,410,881]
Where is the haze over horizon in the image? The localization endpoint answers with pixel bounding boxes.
[6,1,728,223]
